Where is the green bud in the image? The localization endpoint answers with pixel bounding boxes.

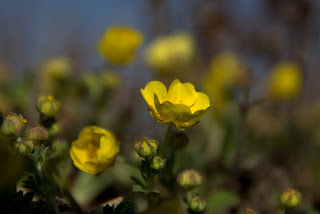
[134,136,158,158]
[1,113,26,137]
[36,94,60,117]
[280,188,301,208]
[238,207,257,214]
[26,125,48,142]
[48,122,60,137]
[170,131,189,149]
[150,156,166,171]
[15,139,34,154]
[189,196,206,213]
[177,169,202,189]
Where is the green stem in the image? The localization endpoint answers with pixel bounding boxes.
[48,197,60,214]
[63,190,83,214]
[159,125,173,156]
[285,208,291,214]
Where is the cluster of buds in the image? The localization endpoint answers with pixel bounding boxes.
[1,112,50,156]
[134,136,166,172]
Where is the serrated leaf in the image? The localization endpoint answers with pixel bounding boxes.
[132,185,147,193]
[103,204,115,214]
[103,201,135,214]
[130,176,146,188]
[22,175,57,199]
[115,201,135,214]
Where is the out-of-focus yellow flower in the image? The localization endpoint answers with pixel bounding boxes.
[98,26,143,65]
[204,52,246,112]
[40,57,72,90]
[141,79,211,129]
[268,62,302,100]
[145,32,195,75]
[101,70,120,89]
[70,126,119,174]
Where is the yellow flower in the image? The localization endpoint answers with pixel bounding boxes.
[40,56,72,91]
[101,70,120,89]
[268,62,302,100]
[98,26,143,65]
[141,79,211,129]
[70,126,119,174]
[145,32,195,75]
[204,52,246,112]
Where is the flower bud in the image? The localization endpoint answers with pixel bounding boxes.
[134,136,158,158]
[36,94,60,117]
[1,113,26,137]
[15,139,34,154]
[169,131,189,149]
[177,169,202,189]
[150,156,166,171]
[280,188,301,208]
[48,122,60,137]
[238,207,257,214]
[26,125,49,142]
[189,196,206,213]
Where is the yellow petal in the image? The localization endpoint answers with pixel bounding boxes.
[70,136,99,164]
[167,79,198,106]
[97,134,119,162]
[190,92,211,113]
[141,81,167,108]
[78,126,109,138]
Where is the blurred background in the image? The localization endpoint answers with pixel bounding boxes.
[1,0,320,213]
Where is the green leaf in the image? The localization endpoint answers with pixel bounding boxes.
[103,204,115,214]
[22,175,57,199]
[132,185,147,193]
[130,176,146,188]
[207,190,240,214]
[114,201,135,214]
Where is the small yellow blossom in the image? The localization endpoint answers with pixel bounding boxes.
[70,126,119,174]
[145,32,195,75]
[141,79,211,129]
[101,70,120,89]
[40,57,72,91]
[204,52,246,112]
[268,62,302,100]
[98,26,143,65]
